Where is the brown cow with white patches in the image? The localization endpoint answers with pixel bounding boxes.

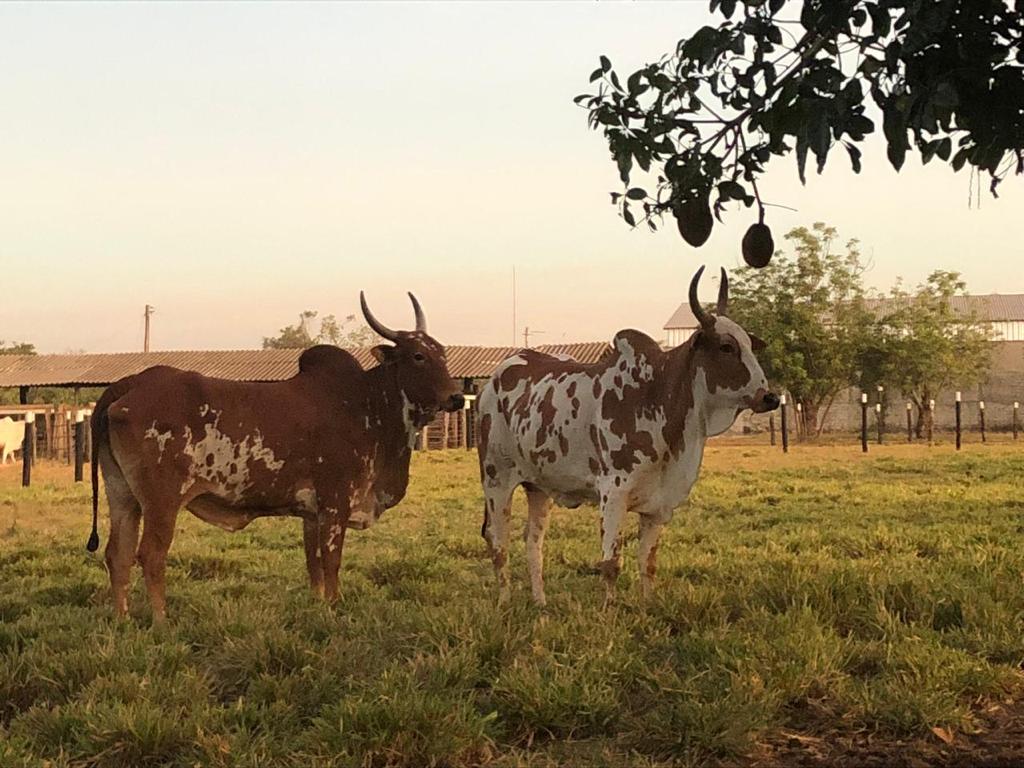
[88,293,463,622]
[478,267,778,606]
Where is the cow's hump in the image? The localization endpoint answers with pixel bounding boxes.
[298,344,363,378]
[612,329,663,360]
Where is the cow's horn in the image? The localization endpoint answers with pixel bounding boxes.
[360,292,399,342]
[689,266,715,330]
[717,267,729,316]
[408,292,427,333]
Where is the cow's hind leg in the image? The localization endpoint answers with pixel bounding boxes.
[599,489,628,609]
[482,483,516,606]
[100,454,141,617]
[318,508,347,603]
[137,504,179,624]
[637,513,666,600]
[524,486,552,607]
[303,517,325,598]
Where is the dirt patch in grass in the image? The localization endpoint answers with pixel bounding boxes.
[747,698,1024,767]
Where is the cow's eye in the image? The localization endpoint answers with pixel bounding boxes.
[413,352,426,363]
[719,343,735,355]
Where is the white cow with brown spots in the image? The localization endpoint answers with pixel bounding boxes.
[477,267,779,606]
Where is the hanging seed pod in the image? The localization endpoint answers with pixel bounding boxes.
[673,193,713,248]
[742,209,774,268]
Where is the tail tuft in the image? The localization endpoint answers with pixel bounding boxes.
[86,530,99,552]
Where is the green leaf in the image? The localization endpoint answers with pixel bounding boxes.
[887,141,907,172]
[600,55,611,73]
[616,153,632,184]
[717,180,746,200]
[796,137,808,184]
[622,203,636,226]
[625,187,647,200]
[867,5,892,38]
[844,143,862,174]
[882,104,909,172]
[627,71,643,95]
[589,68,603,83]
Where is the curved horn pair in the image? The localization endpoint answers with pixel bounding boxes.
[359,292,428,341]
[688,266,729,329]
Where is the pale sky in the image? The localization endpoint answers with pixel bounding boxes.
[1,2,1021,354]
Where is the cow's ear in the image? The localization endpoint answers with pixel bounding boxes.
[749,334,766,352]
[371,344,397,364]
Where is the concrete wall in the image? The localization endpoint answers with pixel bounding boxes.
[735,341,1024,434]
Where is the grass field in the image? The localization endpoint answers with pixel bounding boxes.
[2,441,1023,767]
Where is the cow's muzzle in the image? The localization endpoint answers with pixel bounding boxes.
[443,393,466,412]
[750,389,780,413]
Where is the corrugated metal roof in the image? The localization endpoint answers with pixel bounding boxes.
[0,342,612,388]
[663,293,1024,329]
[864,294,1024,322]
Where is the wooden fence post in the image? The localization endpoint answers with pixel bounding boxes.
[979,401,986,443]
[928,399,935,446]
[74,411,85,482]
[795,403,803,442]
[860,393,868,453]
[1014,401,1020,440]
[906,402,913,443]
[22,413,35,488]
[779,394,789,454]
[45,407,55,459]
[955,391,962,450]
[83,408,92,463]
[769,414,776,446]
[876,385,885,444]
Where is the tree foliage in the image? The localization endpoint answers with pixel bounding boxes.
[577,1,1023,254]
[262,311,377,350]
[869,270,993,433]
[727,222,875,433]
[0,341,36,355]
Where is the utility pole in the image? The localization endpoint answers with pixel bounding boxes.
[144,304,154,352]
[523,326,544,349]
[511,266,517,346]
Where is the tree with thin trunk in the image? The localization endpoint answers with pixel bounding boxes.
[263,311,377,350]
[867,271,993,437]
[727,222,874,435]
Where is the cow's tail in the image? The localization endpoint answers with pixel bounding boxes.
[87,379,131,552]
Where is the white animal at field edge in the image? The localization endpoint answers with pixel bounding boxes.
[0,417,25,464]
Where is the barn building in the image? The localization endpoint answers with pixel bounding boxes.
[0,343,611,451]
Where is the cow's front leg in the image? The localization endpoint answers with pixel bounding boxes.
[316,501,349,603]
[638,513,666,600]
[302,517,325,598]
[599,488,628,609]
[524,487,552,607]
